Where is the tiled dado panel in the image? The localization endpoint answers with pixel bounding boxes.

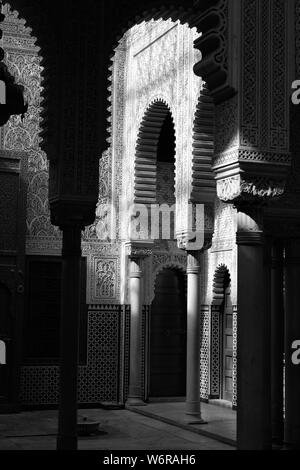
[200,305,210,401]
[20,305,128,406]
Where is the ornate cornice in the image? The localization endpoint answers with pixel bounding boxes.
[213,147,291,203]
[217,175,286,203]
[213,149,292,171]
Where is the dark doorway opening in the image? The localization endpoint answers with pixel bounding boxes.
[150,268,186,397]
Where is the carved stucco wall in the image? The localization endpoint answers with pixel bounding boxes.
[4,9,239,404]
[1,4,121,304]
[1,3,123,406]
[116,19,202,238]
[110,19,204,304]
[111,19,238,404]
[1,4,62,255]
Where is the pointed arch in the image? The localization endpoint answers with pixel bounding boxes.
[134,99,175,205]
[191,84,216,203]
[212,263,231,305]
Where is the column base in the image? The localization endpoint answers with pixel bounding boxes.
[185,402,207,424]
[56,435,77,450]
[126,397,146,407]
[185,413,207,425]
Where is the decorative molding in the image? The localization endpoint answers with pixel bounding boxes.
[217,175,285,203]
[214,149,291,171]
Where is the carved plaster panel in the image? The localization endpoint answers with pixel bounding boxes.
[217,174,286,203]
[86,254,120,305]
[1,4,62,254]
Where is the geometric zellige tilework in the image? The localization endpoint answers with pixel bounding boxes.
[210,305,220,397]
[200,305,210,400]
[123,306,131,401]
[118,305,130,404]
[141,305,150,400]
[20,306,121,406]
[20,366,59,405]
[232,305,238,407]
[78,307,119,403]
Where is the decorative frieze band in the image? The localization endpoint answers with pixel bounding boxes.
[217,175,286,203]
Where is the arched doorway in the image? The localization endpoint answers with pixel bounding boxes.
[0,283,12,404]
[149,268,186,397]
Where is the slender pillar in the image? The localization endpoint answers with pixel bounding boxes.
[57,225,82,450]
[126,256,145,406]
[270,241,284,445]
[236,206,271,450]
[284,239,300,449]
[185,251,206,423]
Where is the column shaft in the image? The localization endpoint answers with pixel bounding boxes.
[127,257,145,406]
[270,241,284,445]
[284,239,300,449]
[236,208,271,450]
[186,251,204,421]
[57,226,82,450]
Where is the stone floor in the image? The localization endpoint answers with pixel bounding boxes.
[0,404,235,451]
[129,400,236,446]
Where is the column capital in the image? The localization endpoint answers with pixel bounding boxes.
[125,241,153,259]
[129,258,142,279]
[187,251,201,274]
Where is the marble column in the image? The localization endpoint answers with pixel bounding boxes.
[126,256,145,406]
[185,251,206,423]
[236,206,271,450]
[57,225,82,451]
[270,241,284,445]
[284,239,300,449]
